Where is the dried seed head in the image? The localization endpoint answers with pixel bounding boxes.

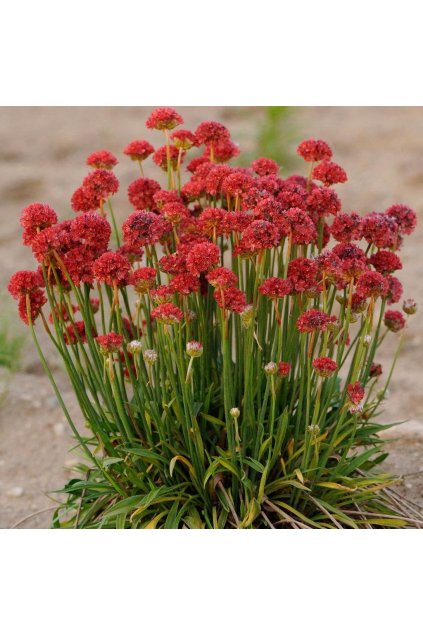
[186,341,203,358]
[348,403,363,414]
[186,310,197,322]
[308,424,320,435]
[127,340,142,354]
[230,407,240,418]
[264,361,278,376]
[143,349,158,365]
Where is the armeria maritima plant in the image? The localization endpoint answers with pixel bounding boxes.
[9,108,422,528]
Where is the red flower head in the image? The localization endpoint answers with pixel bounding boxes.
[330,212,363,243]
[277,207,317,245]
[350,292,367,313]
[356,271,389,299]
[170,129,197,150]
[296,309,336,333]
[207,138,240,163]
[384,309,406,332]
[259,277,293,299]
[123,140,155,162]
[386,275,403,305]
[332,242,368,282]
[198,208,224,237]
[195,121,230,145]
[157,251,184,275]
[30,220,75,264]
[8,270,44,299]
[204,165,233,197]
[313,357,338,378]
[287,257,319,293]
[180,180,206,202]
[242,220,281,251]
[214,287,247,313]
[128,177,161,210]
[186,156,211,174]
[123,210,169,249]
[207,266,238,290]
[278,361,291,377]
[153,145,181,171]
[71,186,100,213]
[130,267,157,293]
[347,381,365,406]
[306,186,341,217]
[255,175,284,196]
[151,302,184,325]
[312,161,347,186]
[63,321,87,346]
[96,332,124,354]
[150,285,176,306]
[316,251,342,280]
[297,139,333,162]
[221,171,254,198]
[186,242,220,275]
[62,245,96,285]
[251,157,279,176]
[93,252,131,287]
[82,169,119,201]
[220,211,251,236]
[385,204,417,235]
[71,213,111,255]
[20,203,58,245]
[169,273,200,296]
[17,289,47,325]
[146,107,183,131]
[161,202,189,225]
[369,250,402,275]
[277,182,308,211]
[153,190,181,209]
[362,212,399,249]
[254,197,283,221]
[86,150,118,170]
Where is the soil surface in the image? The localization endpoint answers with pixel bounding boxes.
[0,107,422,528]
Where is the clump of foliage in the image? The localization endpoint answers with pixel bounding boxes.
[8,107,421,528]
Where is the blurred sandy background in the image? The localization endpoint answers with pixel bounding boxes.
[0,107,422,527]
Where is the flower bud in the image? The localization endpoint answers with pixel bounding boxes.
[403,298,417,315]
[363,334,372,347]
[369,362,382,378]
[143,349,158,365]
[186,341,203,358]
[230,407,240,418]
[264,361,278,376]
[127,340,142,354]
[240,304,254,329]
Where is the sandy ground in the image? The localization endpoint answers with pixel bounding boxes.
[0,107,422,528]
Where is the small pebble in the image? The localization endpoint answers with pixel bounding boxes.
[46,396,59,409]
[6,486,24,497]
[53,423,65,436]
[64,458,78,469]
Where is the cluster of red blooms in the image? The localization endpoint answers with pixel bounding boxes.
[8,108,417,420]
